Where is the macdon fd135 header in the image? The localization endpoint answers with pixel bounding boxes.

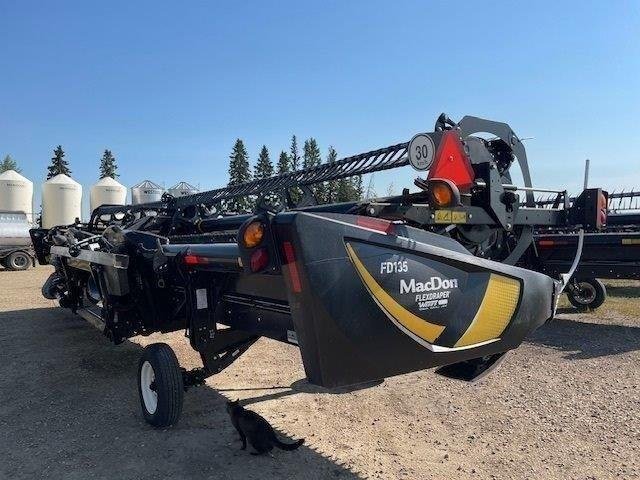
[30,114,606,428]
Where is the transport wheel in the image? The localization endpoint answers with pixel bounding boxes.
[138,343,184,428]
[566,278,607,311]
[7,251,30,271]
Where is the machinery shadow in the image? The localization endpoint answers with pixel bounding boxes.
[228,378,383,407]
[0,307,363,480]
[527,316,640,360]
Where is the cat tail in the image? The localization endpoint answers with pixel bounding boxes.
[273,437,305,451]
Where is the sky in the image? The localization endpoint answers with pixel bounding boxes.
[1,1,639,217]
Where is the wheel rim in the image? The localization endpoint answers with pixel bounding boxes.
[140,361,158,414]
[573,282,597,305]
[12,255,28,268]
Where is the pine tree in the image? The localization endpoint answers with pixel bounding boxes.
[303,138,326,202]
[353,175,364,200]
[288,135,302,204]
[254,145,274,179]
[227,139,253,212]
[99,149,119,178]
[325,146,338,204]
[47,145,71,179]
[335,165,362,202]
[0,154,20,173]
[277,151,290,175]
[290,135,300,171]
[303,138,321,169]
[335,177,354,202]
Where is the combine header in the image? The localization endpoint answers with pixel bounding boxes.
[30,114,605,427]
[534,189,639,309]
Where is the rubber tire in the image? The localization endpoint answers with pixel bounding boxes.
[7,251,30,271]
[138,343,184,428]
[567,278,607,311]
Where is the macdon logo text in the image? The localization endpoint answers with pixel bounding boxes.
[400,277,459,294]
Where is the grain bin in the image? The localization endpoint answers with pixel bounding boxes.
[90,176,127,212]
[0,170,33,223]
[168,181,198,198]
[131,180,164,205]
[42,174,82,228]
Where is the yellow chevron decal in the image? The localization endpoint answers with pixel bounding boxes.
[345,242,445,343]
[454,273,520,347]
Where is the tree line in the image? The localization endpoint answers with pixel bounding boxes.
[0,148,118,179]
[227,135,362,212]
[2,135,364,213]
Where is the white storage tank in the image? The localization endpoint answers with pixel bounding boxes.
[0,170,33,223]
[131,180,164,205]
[42,174,82,228]
[168,181,198,198]
[90,176,127,212]
[0,211,32,247]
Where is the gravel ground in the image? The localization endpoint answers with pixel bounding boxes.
[0,266,638,480]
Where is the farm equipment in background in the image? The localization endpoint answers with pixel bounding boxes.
[0,211,36,271]
[30,114,606,428]
[534,190,640,309]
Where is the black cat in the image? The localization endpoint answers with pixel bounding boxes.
[226,400,304,455]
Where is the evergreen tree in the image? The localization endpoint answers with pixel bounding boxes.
[47,145,71,179]
[0,154,20,173]
[289,135,300,171]
[99,149,119,178]
[277,151,290,175]
[352,175,364,200]
[335,177,354,202]
[303,138,327,202]
[325,146,339,204]
[288,135,302,204]
[254,145,274,179]
[335,164,362,202]
[227,139,253,212]
[303,138,321,169]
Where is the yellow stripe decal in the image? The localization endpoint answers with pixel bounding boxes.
[345,242,445,343]
[454,273,520,347]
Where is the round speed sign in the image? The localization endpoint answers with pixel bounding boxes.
[408,133,435,171]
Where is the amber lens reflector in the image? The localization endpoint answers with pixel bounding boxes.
[243,222,265,248]
[432,183,453,207]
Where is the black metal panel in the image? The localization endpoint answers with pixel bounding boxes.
[534,232,640,280]
[275,212,555,388]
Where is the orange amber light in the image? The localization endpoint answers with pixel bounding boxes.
[243,222,265,248]
[431,182,454,207]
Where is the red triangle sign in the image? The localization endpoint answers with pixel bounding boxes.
[427,131,475,190]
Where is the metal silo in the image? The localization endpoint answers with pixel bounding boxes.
[131,180,164,205]
[168,181,198,198]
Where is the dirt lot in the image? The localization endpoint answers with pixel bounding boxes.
[0,266,638,479]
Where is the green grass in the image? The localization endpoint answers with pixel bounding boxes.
[558,279,640,319]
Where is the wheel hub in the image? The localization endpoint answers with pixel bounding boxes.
[13,255,27,268]
[140,361,158,414]
[574,282,597,305]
